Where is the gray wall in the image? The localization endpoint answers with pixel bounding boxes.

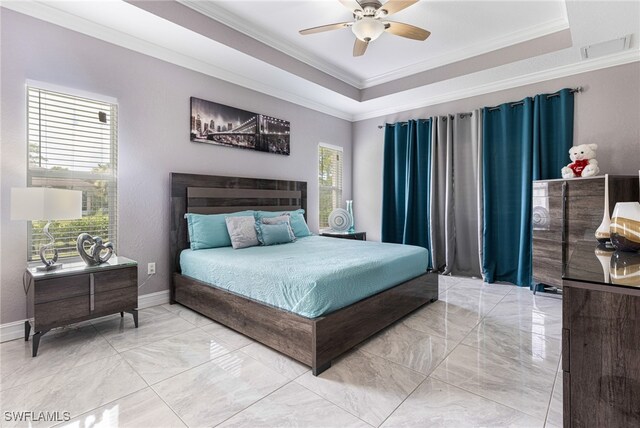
[0,10,352,324]
[353,62,640,242]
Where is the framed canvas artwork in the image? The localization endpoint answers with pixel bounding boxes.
[190,97,290,156]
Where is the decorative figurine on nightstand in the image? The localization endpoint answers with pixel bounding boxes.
[346,200,355,233]
[77,233,114,265]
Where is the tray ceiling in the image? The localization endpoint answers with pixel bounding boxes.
[3,0,639,121]
[192,0,570,88]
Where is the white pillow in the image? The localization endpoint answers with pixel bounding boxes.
[225,216,259,249]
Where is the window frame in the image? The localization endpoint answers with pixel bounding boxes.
[25,82,118,262]
[318,142,344,230]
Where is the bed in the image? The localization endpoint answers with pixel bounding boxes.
[170,173,438,375]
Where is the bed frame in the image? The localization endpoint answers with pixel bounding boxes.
[170,172,438,375]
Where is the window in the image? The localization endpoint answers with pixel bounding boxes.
[27,85,118,260]
[318,144,343,229]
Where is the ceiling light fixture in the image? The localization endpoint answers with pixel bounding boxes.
[351,17,385,42]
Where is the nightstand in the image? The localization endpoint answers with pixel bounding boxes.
[24,256,139,357]
[320,231,367,241]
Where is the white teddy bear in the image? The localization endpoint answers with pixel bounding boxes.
[561,144,600,179]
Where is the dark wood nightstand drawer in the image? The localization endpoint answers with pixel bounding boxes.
[34,295,90,330]
[34,275,89,304]
[94,267,137,293]
[94,286,138,314]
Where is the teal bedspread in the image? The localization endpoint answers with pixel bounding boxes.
[179,235,429,318]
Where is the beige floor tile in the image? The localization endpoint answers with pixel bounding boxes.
[296,350,425,427]
[219,382,370,428]
[359,323,455,375]
[240,342,309,380]
[55,388,186,428]
[546,370,563,427]
[431,344,556,419]
[402,299,482,343]
[199,322,254,349]
[0,355,147,428]
[382,377,542,427]
[152,351,288,427]
[1,325,116,392]
[93,311,195,352]
[161,303,214,327]
[484,302,562,340]
[462,320,561,372]
[438,287,504,316]
[451,277,514,297]
[121,329,238,384]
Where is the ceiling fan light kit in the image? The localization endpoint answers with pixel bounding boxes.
[352,17,385,42]
[299,0,429,57]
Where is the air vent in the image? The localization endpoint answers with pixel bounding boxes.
[581,35,632,60]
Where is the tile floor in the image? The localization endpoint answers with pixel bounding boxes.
[0,275,563,427]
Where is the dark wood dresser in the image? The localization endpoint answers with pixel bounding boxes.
[562,240,640,427]
[25,256,138,356]
[532,175,639,289]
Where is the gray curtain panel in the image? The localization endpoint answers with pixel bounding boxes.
[429,110,483,277]
[429,116,454,273]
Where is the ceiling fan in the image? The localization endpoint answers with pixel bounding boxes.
[299,0,430,57]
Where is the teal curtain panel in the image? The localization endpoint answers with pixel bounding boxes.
[382,120,433,268]
[482,90,574,287]
[533,88,575,180]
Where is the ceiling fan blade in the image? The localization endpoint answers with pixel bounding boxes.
[378,0,419,17]
[353,38,369,56]
[384,21,430,40]
[299,22,352,35]
[338,0,364,13]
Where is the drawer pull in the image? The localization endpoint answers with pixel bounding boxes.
[90,273,95,312]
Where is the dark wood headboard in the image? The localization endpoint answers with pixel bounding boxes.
[170,173,307,296]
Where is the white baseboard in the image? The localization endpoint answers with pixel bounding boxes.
[137,289,171,308]
[0,290,171,343]
[0,320,29,343]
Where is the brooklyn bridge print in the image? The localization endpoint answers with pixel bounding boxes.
[190,97,290,156]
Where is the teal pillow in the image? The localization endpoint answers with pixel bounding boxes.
[255,209,311,238]
[255,221,296,246]
[185,210,254,250]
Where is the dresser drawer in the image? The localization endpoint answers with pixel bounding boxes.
[93,267,137,293]
[34,295,90,330]
[34,275,89,304]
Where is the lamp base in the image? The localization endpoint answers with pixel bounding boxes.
[36,263,62,272]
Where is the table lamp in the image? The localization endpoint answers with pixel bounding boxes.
[11,188,83,271]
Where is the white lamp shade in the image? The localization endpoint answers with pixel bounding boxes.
[11,188,83,221]
[352,18,385,42]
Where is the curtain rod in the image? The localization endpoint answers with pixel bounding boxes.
[376,114,473,129]
[487,87,583,112]
[377,87,583,128]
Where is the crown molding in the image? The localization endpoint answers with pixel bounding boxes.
[352,49,640,121]
[361,17,571,88]
[178,0,364,89]
[1,1,353,121]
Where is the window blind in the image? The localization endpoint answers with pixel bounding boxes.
[27,86,118,261]
[318,144,343,229]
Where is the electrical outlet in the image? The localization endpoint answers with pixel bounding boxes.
[147,262,156,275]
